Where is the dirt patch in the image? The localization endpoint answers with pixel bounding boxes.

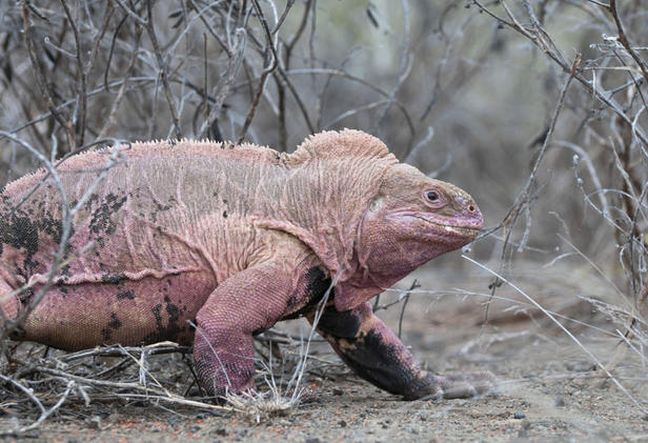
[2,260,647,441]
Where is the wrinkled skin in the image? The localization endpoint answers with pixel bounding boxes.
[0,129,492,401]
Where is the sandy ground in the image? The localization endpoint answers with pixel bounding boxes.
[2,258,648,442]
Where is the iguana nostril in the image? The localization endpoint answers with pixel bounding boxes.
[468,205,475,212]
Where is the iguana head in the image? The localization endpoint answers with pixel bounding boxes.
[286,129,482,311]
[357,163,483,280]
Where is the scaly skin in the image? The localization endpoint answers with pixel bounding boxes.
[0,129,491,400]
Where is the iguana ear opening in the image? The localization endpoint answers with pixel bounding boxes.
[287,129,393,165]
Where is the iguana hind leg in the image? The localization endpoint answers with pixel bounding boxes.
[309,302,494,400]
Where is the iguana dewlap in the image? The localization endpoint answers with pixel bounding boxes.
[0,129,492,400]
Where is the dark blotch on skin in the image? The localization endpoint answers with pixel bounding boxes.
[143,296,182,343]
[334,330,416,396]
[101,313,123,342]
[16,287,34,304]
[89,193,127,235]
[141,305,164,345]
[40,215,63,245]
[84,193,100,210]
[109,313,123,329]
[283,267,335,319]
[116,290,136,300]
[156,202,172,212]
[60,264,71,277]
[165,296,180,322]
[152,304,163,331]
[317,309,362,339]
[306,266,334,302]
[0,211,40,274]
[101,273,127,285]
[150,199,173,223]
[286,294,298,309]
[163,295,182,339]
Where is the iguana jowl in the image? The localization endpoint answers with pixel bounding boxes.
[0,129,491,400]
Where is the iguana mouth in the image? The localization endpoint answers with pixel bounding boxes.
[409,215,481,238]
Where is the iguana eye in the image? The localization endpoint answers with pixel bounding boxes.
[425,191,439,202]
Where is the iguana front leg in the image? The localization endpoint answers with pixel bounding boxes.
[309,302,494,400]
[0,277,20,328]
[193,259,297,398]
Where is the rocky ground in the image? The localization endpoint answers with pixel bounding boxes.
[2,258,647,442]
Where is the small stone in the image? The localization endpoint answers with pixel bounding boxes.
[513,411,526,419]
[555,396,565,407]
[332,388,344,396]
[338,420,347,428]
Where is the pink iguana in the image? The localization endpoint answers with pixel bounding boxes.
[0,129,491,400]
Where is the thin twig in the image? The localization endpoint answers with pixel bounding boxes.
[236,0,283,144]
[463,255,648,416]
